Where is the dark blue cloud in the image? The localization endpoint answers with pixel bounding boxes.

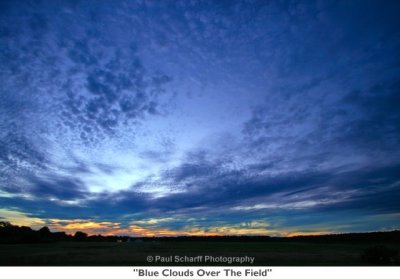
[1,159,399,233]
[27,176,88,200]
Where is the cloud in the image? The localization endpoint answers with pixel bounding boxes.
[2,143,400,232]
[0,0,175,197]
[335,78,400,151]
[26,175,88,200]
[46,218,273,237]
[62,42,172,138]
[47,219,122,235]
[0,208,45,229]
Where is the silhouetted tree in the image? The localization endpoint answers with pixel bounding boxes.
[53,231,70,241]
[74,231,88,241]
[39,226,51,236]
[0,221,12,228]
[0,221,14,240]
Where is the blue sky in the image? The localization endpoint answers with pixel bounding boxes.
[1,0,400,236]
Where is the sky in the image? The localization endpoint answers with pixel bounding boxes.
[1,0,400,237]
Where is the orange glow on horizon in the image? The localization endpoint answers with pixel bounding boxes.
[285,231,333,237]
[0,212,339,238]
[44,218,334,237]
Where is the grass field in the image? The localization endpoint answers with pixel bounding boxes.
[1,241,399,266]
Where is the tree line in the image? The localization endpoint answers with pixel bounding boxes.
[0,221,131,244]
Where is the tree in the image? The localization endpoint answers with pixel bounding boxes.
[74,231,88,241]
[0,221,12,228]
[39,226,51,236]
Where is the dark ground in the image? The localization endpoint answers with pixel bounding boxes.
[1,240,399,266]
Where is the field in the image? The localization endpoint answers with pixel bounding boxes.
[1,240,399,266]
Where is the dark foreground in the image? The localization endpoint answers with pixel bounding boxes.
[1,240,399,266]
